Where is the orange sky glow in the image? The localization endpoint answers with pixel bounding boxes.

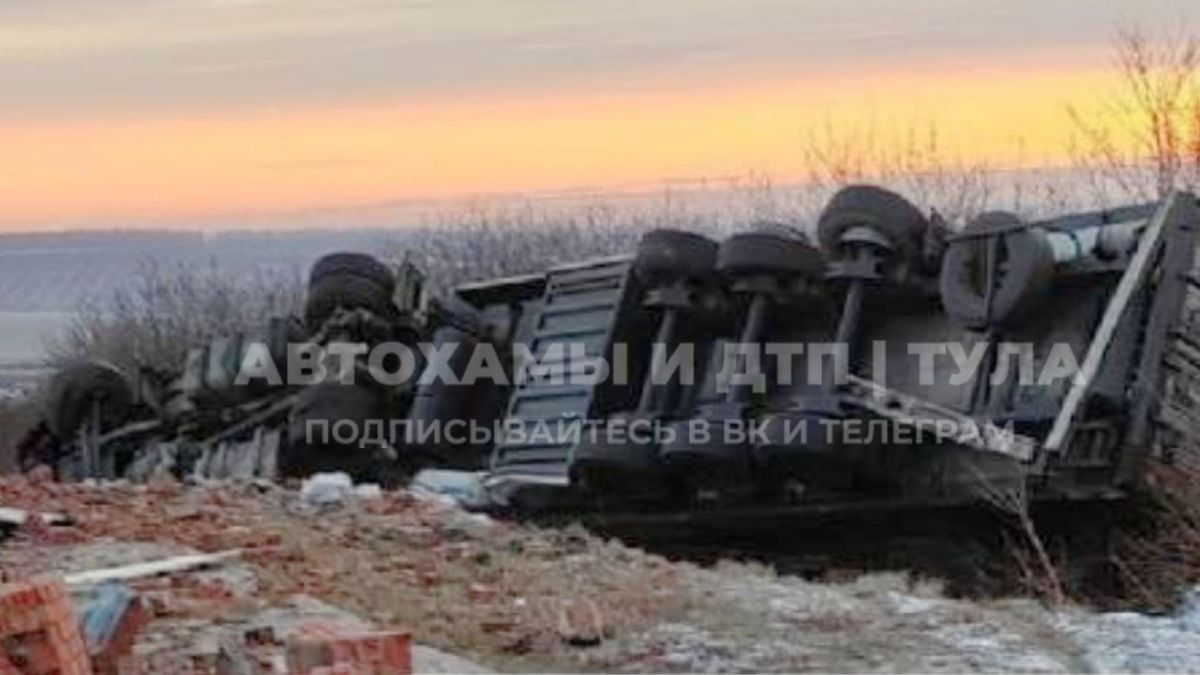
[0,60,1123,230]
[6,0,1188,231]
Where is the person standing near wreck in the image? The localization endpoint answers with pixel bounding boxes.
[16,422,64,478]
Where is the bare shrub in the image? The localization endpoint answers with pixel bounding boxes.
[398,197,763,293]
[392,123,1004,295]
[801,121,996,225]
[1062,25,1200,610]
[48,260,303,375]
[1069,25,1200,203]
[964,459,1066,606]
[399,204,639,293]
[1110,463,1200,610]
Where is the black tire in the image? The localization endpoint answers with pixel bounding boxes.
[716,232,825,278]
[310,253,395,292]
[285,382,384,477]
[939,211,1056,330]
[817,185,928,261]
[45,361,133,438]
[634,229,719,283]
[751,220,811,244]
[304,275,396,329]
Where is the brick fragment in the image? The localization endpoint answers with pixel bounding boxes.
[0,577,91,675]
[286,621,411,675]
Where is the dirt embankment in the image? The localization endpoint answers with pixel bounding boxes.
[3,475,1200,673]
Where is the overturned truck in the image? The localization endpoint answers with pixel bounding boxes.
[24,186,1200,516]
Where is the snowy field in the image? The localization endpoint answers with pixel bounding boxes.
[0,310,69,398]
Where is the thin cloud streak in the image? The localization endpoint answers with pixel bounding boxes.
[0,0,1194,229]
[1,0,1193,114]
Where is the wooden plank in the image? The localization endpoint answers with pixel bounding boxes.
[0,507,69,527]
[1120,193,1200,481]
[96,419,162,446]
[1165,354,1200,377]
[63,550,242,587]
[1044,193,1184,452]
[1159,405,1200,436]
[1169,339,1200,370]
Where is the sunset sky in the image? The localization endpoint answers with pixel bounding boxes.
[0,0,1194,231]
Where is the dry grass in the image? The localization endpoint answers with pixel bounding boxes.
[398,204,650,293]
[1109,463,1200,610]
[47,260,304,375]
[963,458,1066,606]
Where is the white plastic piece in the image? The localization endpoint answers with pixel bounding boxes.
[299,471,355,508]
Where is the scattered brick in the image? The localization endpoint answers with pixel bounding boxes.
[0,475,679,671]
[0,577,91,675]
[286,620,412,675]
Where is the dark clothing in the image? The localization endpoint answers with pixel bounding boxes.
[16,422,64,476]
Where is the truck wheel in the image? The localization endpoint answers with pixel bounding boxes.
[817,185,928,261]
[304,275,396,329]
[751,220,810,242]
[939,211,1056,330]
[310,253,395,293]
[634,229,719,283]
[716,232,825,278]
[45,361,133,437]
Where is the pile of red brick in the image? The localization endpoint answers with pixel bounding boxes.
[286,621,412,674]
[0,471,436,558]
[0,471,677,672]
[0,473,425,673]
[0,577,415,674]
[0,571,130,672]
